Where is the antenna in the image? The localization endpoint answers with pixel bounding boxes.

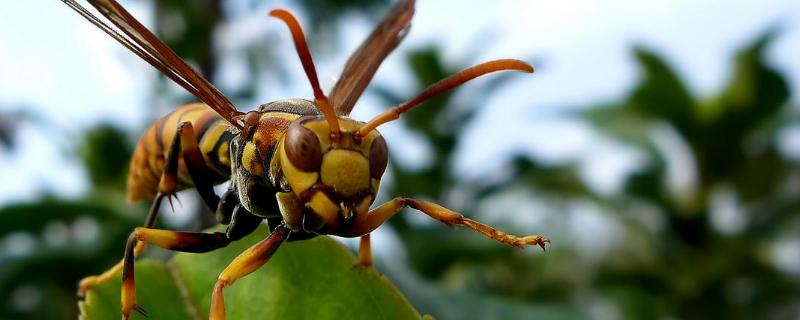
[270,9,341,136]
[357,59,533,137]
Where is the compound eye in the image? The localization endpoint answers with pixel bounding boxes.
[285,119,322,172]
[369,135,388,178]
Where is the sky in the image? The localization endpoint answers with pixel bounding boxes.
[0,0,799,205]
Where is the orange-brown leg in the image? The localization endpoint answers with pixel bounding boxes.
[121,228,232,319]
[340,198,549,250]
[77,196,162,295]
[211,225,290,320]
[357,234,372,267]
[78,122,220,295]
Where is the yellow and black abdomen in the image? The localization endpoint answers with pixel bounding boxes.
[127,103,235,202]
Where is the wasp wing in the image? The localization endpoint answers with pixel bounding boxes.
[61,0,243,127]
[328,0,415,116]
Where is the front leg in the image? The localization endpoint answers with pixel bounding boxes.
[210,224,290,320]
[340,198,549,250]
[357,234,372,267]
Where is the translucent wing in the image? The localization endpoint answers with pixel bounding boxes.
[61,0,243,128]
[328,0,415,116]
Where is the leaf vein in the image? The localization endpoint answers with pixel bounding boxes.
[167,260,204,320]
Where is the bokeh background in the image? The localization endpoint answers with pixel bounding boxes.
[2,0,800,319]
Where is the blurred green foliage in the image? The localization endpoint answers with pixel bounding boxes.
[0,125,144,319]
[384,28,800,319]
[575,31,799,319]
[375,29,800,319]
[0,1,798,319]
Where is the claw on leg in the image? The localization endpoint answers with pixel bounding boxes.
[133,304,148,317]
[122,303,147,320]
[166,194,181,213]
[460,218,549,250]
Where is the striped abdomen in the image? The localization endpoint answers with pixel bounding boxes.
[127,103,235,202]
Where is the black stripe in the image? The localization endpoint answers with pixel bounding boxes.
[197,114,222,140]
[207,129,236,172]
[159,109,184,151]
[155,117,164,151]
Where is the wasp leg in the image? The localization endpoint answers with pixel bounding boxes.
[120,206,259,319]
[79,122,222,294]
[176,121,222,211]
[340,198,549,250]
[357,234,372,267]
[216,188,239,225]
[77,196,162,295]
[226,205,262,241]
[210,224,290,320]
[120,228,232,319]
[118,200,259,319]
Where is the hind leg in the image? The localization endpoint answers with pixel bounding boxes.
[120,228,233,319]
[79,122,223,294]
[120,192,263,318]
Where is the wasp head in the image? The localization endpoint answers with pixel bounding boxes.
[277,115,387,232]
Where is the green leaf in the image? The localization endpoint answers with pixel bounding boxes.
[715,29,788,122]
[79,125,132,190]
[628,47,697,136]
[693,29,789,193]
[79,226,423,319]
[581,103,653,146]
[80,261,195,320]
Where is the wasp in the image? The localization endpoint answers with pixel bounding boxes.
[62,0,548,319]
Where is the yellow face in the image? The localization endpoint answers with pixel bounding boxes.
[277,116,388,229]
